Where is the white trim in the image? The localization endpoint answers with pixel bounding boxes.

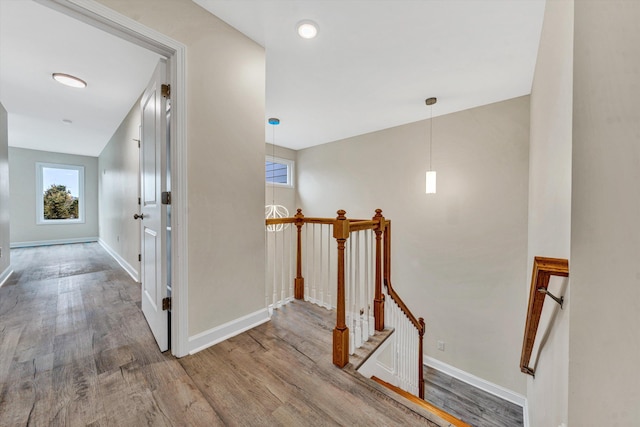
[304,296,334,310]
[424,355,527,408]
[188,309,271,355]
[357,332,397,384]
[40,0,189,358]
[10,236,98,248]
[0,266,13,288]
[98,238,139,282]
[523,399,530,427]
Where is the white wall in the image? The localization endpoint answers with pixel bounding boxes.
[570,1,640,425]
[525,1,573,426]
[9,147,98,246]
[0,103,10,282]
[297,96,530,394]
[98,97,141,279]
[95,0,266,340]
[265,143,297,215]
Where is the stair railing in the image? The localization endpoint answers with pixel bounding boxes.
[382,219,426,398]
[265,208,425,399]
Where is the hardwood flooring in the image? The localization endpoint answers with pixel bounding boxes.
[0,244,220,426]
[423,366,524,427]
[0,243,445,426]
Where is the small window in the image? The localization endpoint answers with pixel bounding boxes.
[265,156,294,188]
[36,162,85,224]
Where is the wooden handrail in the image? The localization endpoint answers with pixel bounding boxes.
[348,220,379,232]
[265,217,297,225]
[520,256,569,376]
[384,278,423,332]
[383,221,423,333]
[265,217,372,226]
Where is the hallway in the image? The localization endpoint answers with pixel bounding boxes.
[0,243,440,426]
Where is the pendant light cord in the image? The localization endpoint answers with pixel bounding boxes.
[272,124,276,206]
[429,105,433,170]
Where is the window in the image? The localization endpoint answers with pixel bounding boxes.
[36,162,85,224]
[265,156,294,188]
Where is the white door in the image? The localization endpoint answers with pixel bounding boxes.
[138,60,169,351]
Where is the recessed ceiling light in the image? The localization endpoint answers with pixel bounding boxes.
[297,21,318,39]
[52,73,87,88]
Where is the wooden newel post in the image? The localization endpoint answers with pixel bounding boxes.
[294,209,305,300]
[333,209,350,367]
[373,209,385,331]
[418,317,425,400]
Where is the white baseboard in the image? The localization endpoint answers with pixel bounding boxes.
[188,308,271,355]
[424,355,527,409]
[304,295,334,310]
[10,237,98,248]
[0,266,13,288]
[98,239,139,282]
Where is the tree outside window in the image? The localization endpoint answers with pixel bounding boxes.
[36,163,85,224]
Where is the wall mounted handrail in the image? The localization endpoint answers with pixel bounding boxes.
[520,256,569,376]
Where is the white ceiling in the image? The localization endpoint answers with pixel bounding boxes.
[0,0,161,157]
[195,0,546,149]
[0,0,546,156]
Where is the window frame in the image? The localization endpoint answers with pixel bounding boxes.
[265,155,295,189]
[36,162,85,225]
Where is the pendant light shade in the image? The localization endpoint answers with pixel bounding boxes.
[425,171,437,194]
[425,97,437,194]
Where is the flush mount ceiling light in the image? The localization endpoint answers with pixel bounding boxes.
[52,73,87,88]
[297,21,319,39]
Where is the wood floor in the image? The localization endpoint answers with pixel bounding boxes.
[423,366,524,427]
[0,243,445,426]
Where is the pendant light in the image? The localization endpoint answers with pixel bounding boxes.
[265,117,289,231]
[425,97,437,194]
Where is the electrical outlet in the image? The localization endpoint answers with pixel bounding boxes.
[437,340,445,351]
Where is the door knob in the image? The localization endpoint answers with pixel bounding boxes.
[133,213,145,220]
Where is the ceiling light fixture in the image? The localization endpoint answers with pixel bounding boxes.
[425,97,437,194]
[62,119,73,125]
[52,73,87,88]
[297,21,318,39]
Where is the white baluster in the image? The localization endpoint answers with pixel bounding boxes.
[317,224,329,307]
[354,231,363,348]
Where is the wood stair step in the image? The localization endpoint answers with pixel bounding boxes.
[371,376,472,427]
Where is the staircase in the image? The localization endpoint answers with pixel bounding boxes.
[266,208,470,426]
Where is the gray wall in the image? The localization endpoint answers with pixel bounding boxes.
[296,96,530,394]
[98,97,141,279]
[9,147,98,246]
[0,104,9,281]
[96,0,266,338]
[571,0,640,424]
[526,0,573,425]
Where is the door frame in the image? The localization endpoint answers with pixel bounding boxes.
[39,0,189,357]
